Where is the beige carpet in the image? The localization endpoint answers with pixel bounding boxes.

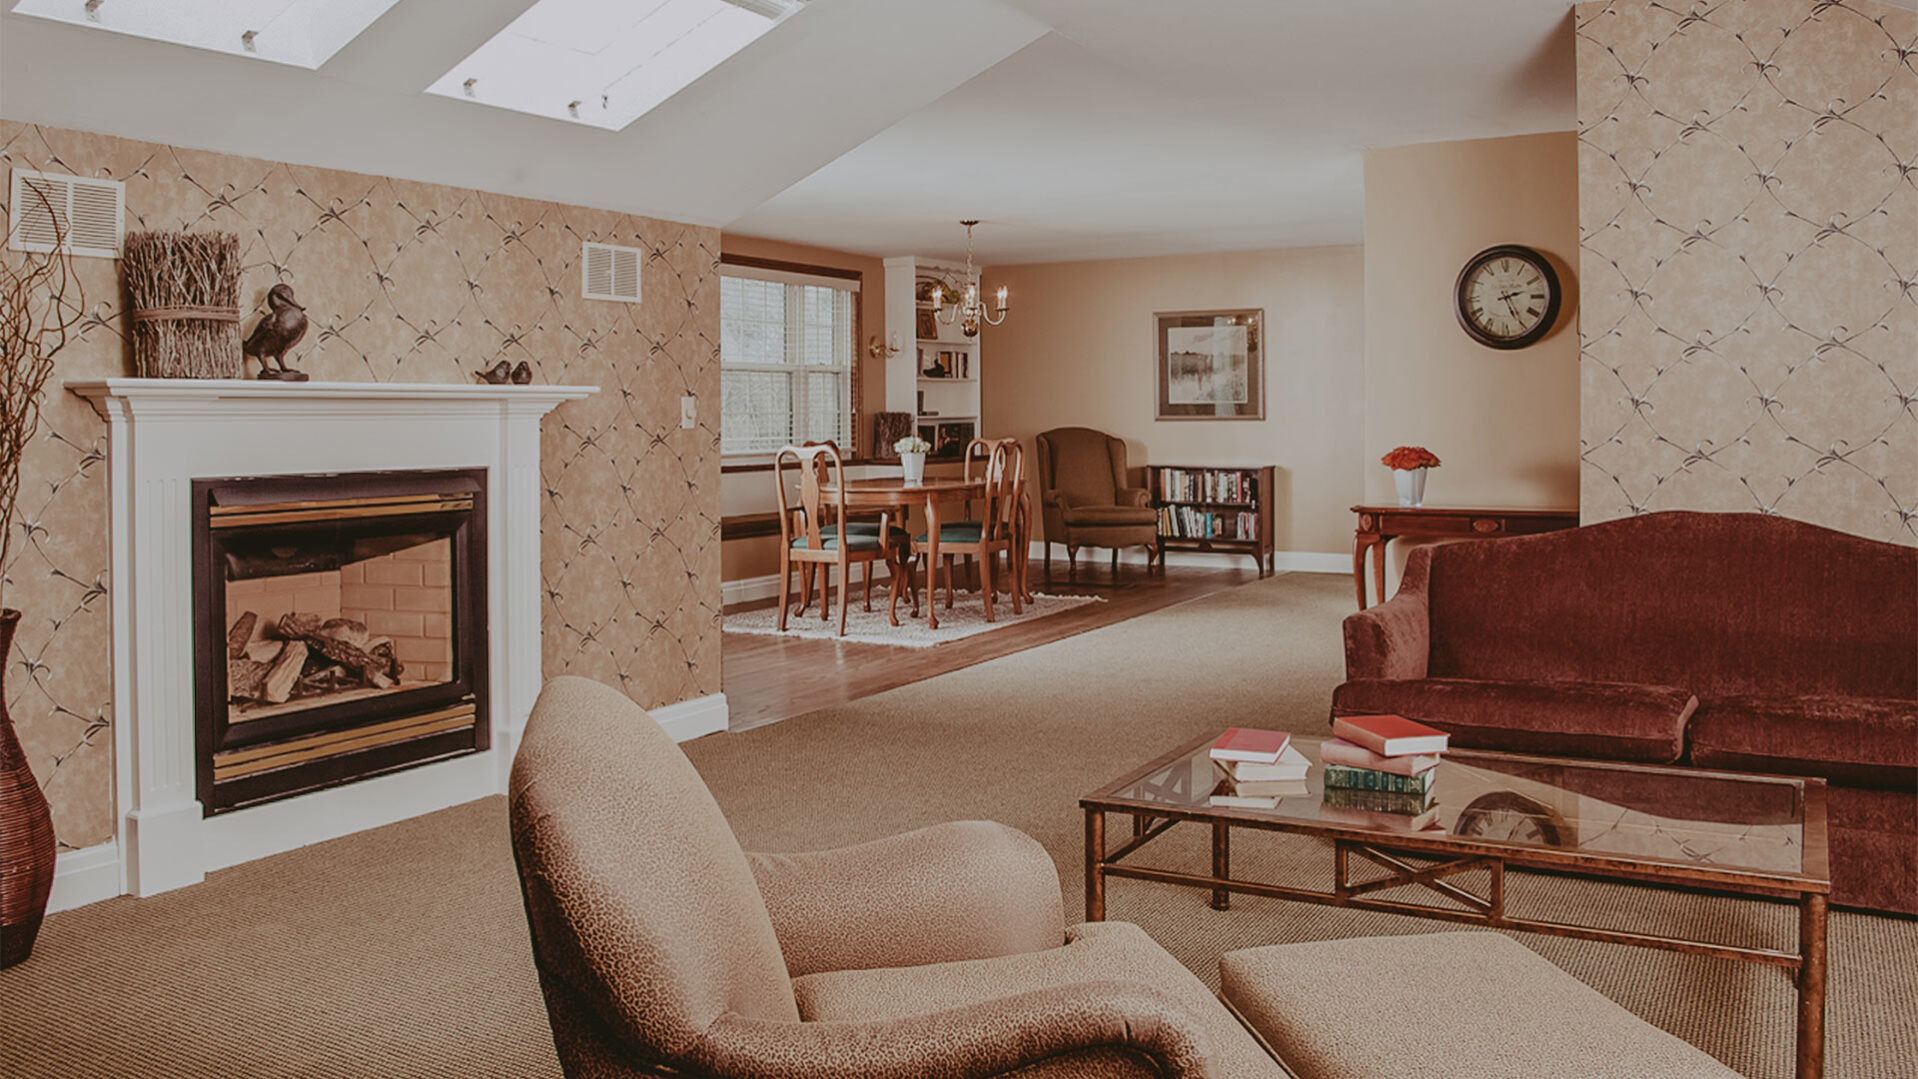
[2,572,1913,1078]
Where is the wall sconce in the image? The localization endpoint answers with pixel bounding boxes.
[867,332,902,360]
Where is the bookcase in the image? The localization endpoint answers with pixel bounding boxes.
[884,256,982,460]
[1148,464,1276,576]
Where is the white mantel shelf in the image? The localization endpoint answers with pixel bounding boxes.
[64,375,597,901]
[69,378,596,411]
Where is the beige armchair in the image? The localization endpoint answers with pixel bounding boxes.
[1037,426,1161,580]
[510,676,1287,1078]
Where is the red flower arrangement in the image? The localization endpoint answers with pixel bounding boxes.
[1380,446,1441,471]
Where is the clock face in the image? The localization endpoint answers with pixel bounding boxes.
[1455,245,1561,349]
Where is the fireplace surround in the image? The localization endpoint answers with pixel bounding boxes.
[68,379,593,897]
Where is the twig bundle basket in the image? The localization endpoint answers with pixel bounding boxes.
[123,231,244,379]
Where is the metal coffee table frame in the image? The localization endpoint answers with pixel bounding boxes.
[1082,737,1832,1079]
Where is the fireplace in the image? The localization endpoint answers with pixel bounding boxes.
[68,378,598,900]
[193,469,489,812]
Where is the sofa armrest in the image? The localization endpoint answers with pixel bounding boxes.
[694,982,1209,1079]
[1342,589,1430,680]
[1117,486,1151,508]
[749,821,1066,979]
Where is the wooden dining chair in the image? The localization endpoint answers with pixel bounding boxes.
[774,444,905,635]
[963,438,1032,605]
[906,440,1024,622]
[796,440,911,616]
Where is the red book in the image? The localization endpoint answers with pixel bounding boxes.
[1209,727,1291,764]
[1330,714,1449,757]
[1320,737,1441,777]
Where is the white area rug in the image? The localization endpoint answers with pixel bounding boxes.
[724,590,1104,647]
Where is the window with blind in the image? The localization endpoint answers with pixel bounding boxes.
[719,263,856,456]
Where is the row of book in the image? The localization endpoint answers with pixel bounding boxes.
[1157,506,1259,540]
[1208,715,1450,831]
[1157,468,1255,504]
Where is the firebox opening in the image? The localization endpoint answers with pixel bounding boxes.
[193,469,489,814]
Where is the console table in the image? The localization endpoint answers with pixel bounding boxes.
[1352,503,1578,608]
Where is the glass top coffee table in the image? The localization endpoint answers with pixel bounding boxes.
[1082,734,1832,1078]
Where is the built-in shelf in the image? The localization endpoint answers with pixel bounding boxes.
[889,256,985,451]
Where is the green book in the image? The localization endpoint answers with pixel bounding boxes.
[1320,784,1437,816]
[1321,763,1435,796]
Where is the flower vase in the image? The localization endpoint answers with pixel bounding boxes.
[0,608,57,969]
[901,452,926,484]
[1393,467,1427,507]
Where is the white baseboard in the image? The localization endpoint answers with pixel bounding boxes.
[651,691,729,742]
[723,573,782,605]
[1272,551,1349,574]
[49,842,121,914]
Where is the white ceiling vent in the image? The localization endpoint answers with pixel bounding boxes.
[8,169,125,258]
[582,242,643,303]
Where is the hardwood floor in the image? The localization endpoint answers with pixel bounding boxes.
[721,561,1262,730]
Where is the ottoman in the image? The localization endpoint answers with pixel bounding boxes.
[1218,932,1742,1079]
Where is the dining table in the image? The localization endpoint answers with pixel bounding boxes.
[820,475,984,630]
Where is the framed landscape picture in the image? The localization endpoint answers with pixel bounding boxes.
[1154,309,1264,420]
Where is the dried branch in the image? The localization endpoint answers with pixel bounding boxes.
[1,182,88,610]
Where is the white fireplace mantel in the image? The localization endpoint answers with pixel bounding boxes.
[66,378,594,898]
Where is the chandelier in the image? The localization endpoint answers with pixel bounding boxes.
[930,220,1008,333]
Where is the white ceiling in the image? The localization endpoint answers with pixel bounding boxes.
[737,0,1583,263]
[16,0,1873,265]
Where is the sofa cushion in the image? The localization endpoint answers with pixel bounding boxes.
[1686,694,1918,789]
[1332,677,1697,764]
[793,921,1286,1078]
[1828,785,1918,915]
[1419,511,1917,700]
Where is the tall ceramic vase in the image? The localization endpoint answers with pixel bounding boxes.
[900,451,927,484]
[1393,467,1427,507]
[0,608,57,969]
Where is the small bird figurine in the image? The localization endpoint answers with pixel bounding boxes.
[510,361,532,385]
[474,360,512,385]
[244,284,309,381]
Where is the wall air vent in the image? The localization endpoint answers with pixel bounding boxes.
[8,169,126,258]
[582,242,643,303]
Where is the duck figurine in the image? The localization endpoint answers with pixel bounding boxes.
[244,284,310,381]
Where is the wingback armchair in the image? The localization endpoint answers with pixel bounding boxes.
[1036,426,1160,580]
[510,676,1287,1078]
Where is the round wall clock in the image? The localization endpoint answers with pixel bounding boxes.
[1454,244,1561,349]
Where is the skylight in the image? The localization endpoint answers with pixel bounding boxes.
[10,0,404,69]
[425,0,806,131]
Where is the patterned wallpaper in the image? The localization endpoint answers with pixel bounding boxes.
[0,122,722,849]
[1576,0,1916,544]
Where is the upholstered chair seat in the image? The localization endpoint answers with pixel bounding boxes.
[510,676,1286,1078]
[788,524,907,551]
[914,522,987,544]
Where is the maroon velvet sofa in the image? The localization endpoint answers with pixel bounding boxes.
[1334,511,1917,915]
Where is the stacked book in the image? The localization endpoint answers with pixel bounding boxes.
[1320,714,1450,831]
[1208,728,1309,809]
